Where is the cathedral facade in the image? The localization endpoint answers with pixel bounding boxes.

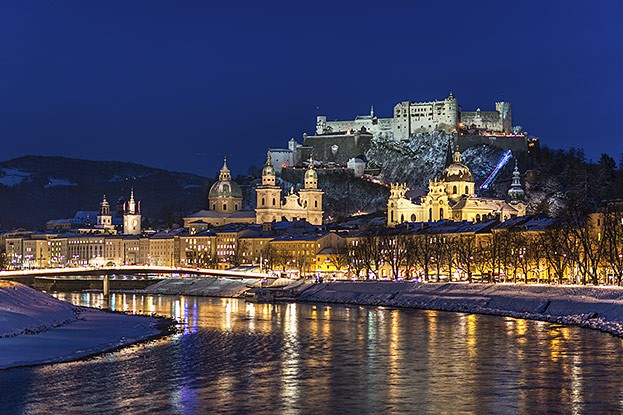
[387,149,525,227]
[256,152,324,225]
[183,158,255,231]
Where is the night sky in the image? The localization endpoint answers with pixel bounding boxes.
[1,1,621,177]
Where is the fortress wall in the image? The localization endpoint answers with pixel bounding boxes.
[458,134,528,154]
[303,134,372,164]
[281,166,351,186]
[461,111,503,131]
[319,119,373,134]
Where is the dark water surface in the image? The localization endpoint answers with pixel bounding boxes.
[2,292,623,414]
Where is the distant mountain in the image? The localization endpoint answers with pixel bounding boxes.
[0,156,211,229]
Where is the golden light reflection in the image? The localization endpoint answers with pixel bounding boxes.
[246,302,255,333]
[515,318,527,345]
[548,326,570,362]
[224,299,232,331]
[465,313,477,358]
[570,354,583,413]
[388,310,400,405]
[281,302,300,410]
[427,310,438,343]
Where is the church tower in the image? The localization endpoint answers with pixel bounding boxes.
[97,195,113,231]
[508,160,525,204]
[123,188,142,235]
[299,156,324,225]
[255,150,283,224]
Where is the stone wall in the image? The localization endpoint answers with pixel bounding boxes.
[303,132,373,164]
[458,134,528,154]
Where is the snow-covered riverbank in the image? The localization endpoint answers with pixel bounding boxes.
[0,281,172,369]
[140,277,254,297]
[297,282,623,337]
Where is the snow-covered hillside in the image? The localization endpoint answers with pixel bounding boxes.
[365,132,508,190]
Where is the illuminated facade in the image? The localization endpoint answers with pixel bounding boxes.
[387,148,525,226]
[183,157,256,230]
[256,152,324,225]
[316,93,512,140]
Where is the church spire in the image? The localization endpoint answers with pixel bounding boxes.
[127,188,136,214]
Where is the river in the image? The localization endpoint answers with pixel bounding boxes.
[1,292,623,414]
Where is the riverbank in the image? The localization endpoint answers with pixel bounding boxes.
[297,281,623,337]
[0,281,174,369]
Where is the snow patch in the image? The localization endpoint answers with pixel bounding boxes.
[44,178,78,188]
[0,168,32,187]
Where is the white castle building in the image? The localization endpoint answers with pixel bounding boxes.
[316,93,512,140]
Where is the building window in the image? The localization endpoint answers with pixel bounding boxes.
[401,214,404,223]
[272,198,276,206]
[223,203,227,211]
[465,186,469,195]
[314,200,318,208]
[261,197,265,206]
[440,208,444,219]
[429,208,432,221]
[453,185,457,194]
[411,214,416,221]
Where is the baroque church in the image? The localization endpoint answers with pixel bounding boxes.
[183,158,256,231]
[387,147,525,227]
[183,152,325,232]
[255,151,324,225]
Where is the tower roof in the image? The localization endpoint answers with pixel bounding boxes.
[262,150,275,177]
[441,146,473,182]
[219,157,231,181]
[305,155,317,180]
[508,159,525,202]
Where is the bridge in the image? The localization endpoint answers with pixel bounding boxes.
[0,266,273,296]
[0,265,271,279]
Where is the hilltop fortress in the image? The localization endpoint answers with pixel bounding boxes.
[299,93,532,167]
[315,93,512,139]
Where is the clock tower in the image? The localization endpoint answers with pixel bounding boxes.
[123,188,142,235]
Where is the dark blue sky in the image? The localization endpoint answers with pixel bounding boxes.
[1,1,621,176]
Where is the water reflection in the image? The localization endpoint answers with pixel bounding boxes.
[1,293,622,414]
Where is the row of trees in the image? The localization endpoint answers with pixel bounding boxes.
[344,209,623,285]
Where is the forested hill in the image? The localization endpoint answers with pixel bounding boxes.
[0,156,210,229]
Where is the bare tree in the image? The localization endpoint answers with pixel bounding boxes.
[453,234,476,282]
